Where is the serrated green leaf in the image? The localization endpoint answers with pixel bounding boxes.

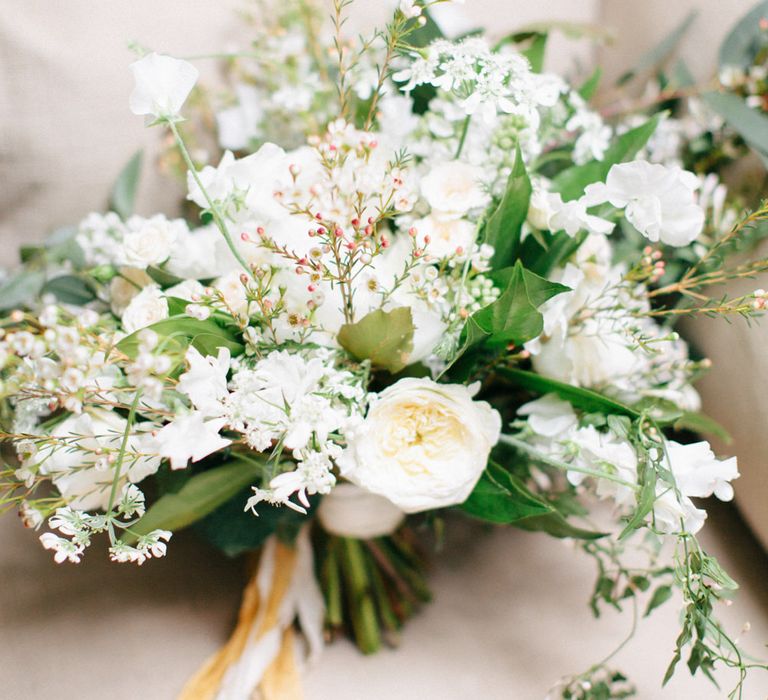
[41,275,96,306]
[123,457,264,544]
[109,150,143,220]
[338,307,414,373]
[484,145,531,269]
[461,460,553,524]
[553,114,662,201]
[719,1,768,69]
[497,367,640,418]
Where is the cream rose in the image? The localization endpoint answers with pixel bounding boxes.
[120,215,182,268]
[121,285,169,334]
[338,378,502,513]
[420,161,489,216]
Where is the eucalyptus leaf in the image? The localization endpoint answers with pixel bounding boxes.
[123,457,265,543]
[338,307,414,373]
[0,270,46,311]
[719,1,768,69]
[578,67,602,101]
[42,275,96,306]
[109,150,143,220]
[702,91,768,160]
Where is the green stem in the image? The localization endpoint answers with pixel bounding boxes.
[166,119,254,280]
[454,115,472,159]
[339,537,381,654]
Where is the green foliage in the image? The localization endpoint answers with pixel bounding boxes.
[497,367,640,418]
[338,307,414,373]
[702,91,768,166]
[719,1,768,69]
[616,10,697,86]
[109,150,143,220]
[644,584,673,617]
[123,457,266,544]
[41,275,97,305]
[673,412,731,443]
[116,314,244,360]
[578,67,603,101]
[483,145,532,269]
[0,270,46,311]
[553,115,662,201]
[461,460,552,523]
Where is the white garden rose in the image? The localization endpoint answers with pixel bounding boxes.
[412,213,477,258]
[338,378,502,512]
[108,267,153,316]
[121,285,169,334]
[119,215,183,268]
[420,161,489,216]
[129,52,198,120]
[317,483,405,539]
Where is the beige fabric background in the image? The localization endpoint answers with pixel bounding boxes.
[2,2,768,699]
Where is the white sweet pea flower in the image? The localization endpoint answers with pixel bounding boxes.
[546,192,614,237]
[667,440,739,502]
[318,483,405,539]
[121,285,169,334]
[176,346,231,418]
[583,160,704,247]
[154,412,231,469]
[338,378,501,512]
[129,52,199,121]
[518,394,578,438]
[420,161,489,217]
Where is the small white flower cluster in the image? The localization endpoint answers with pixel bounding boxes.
[39,484,171,565]
[518,394,739,535]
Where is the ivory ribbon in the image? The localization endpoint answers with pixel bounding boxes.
[179,527,324,700]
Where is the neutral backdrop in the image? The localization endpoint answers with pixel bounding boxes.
[2,2,767,699]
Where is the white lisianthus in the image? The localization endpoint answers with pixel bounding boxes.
[129,53,199,121]
[584,160,704,246]
[121,285,169,334]
[318,483,405,539]
[119,215,183,268]
[338,378,501,512]
[420,161,489,216]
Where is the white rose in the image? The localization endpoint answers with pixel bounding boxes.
[120,215,182,268]
[129,52,198,120]
[121,285,169,334]
[318,483,405,538]
[108,267,153,316]
[420,161,489,216]
[338,378,501,512]
[412,213,477,258]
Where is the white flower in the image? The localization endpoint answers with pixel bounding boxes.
[399,0,422,18]
[177,346,231,417]
[420,161,489,216]
[154,412,231,469]
[119,215,183,268]
[338,378,501,512]
[546,192,614,237]
[318,483,405,538]
[40,533,84,564]
[584,161,704,246]
[109,267,153,316]
[129,53,198,120]
[667,440,739,502]
[121,285,169,334]
[412,214,477,258]
[518,394,577,437]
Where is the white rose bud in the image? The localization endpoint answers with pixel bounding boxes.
[129,52,199,121]
[121,285,169,334]
[338,378,502,513]
[318,483,405,539]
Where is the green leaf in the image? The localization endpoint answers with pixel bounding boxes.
[578,67,602,101]
[0,270,46,311]
[484,145,531,269]
[616,10,697,85]
[146,265,185,288]
[116,314,244,359]
[109,150,143,220]
[41,275,96,306]
[522,33,548,73]
[619,461,657,540]
[497,367,640,418]
[719,1,768,68]
[338,307,414,373]
[461,460,553,524]
[553,114,662,201]
[702,91,768,161]
[123,457,264,543]
[513,511,605,540]
[645,584,674,617]
[512,20,613,44]
[673,412,732,443]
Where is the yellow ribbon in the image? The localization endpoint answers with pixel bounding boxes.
[178,539,303,700]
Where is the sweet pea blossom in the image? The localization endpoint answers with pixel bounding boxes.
[129,53,199,121]
[584,160,704,246]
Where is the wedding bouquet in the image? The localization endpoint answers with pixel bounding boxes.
[3,1,768,698]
